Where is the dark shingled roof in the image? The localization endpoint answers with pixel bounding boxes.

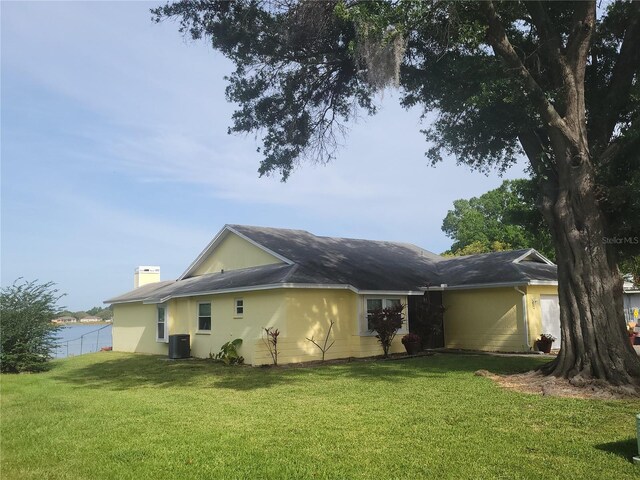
[105,225,558,304]
[227,225,443,291]
[143,264,296,303]
[435,250,558,287]
[104,280,175,304]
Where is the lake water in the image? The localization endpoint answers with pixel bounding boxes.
[53,324,113,358]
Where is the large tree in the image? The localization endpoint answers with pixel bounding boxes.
[442,179,555,258]
[153,1,640,387]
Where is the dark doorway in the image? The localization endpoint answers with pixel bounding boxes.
[408,292,445,349]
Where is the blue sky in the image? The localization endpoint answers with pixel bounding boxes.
[1,1,527,310]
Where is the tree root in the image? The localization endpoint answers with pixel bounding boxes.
[475,369,640,399]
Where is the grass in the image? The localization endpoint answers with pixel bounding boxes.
[1,352,639,479]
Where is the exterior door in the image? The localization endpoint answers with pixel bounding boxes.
[540,295,561,346]
[408,293,444,349]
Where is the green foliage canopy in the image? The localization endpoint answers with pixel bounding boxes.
[86,306,113,321]
[151,1,638,179]
[152,1,639,259]
[442,179,554,259]
[0,280,63,373]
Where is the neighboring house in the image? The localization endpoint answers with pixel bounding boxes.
[623,278,640,325]
[79,316,102,323]
[52,316,76,324]
[105,224,559,365]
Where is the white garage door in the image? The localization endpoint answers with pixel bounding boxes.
[540,295,561,346]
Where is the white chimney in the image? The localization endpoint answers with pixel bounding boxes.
[134,266,160,288]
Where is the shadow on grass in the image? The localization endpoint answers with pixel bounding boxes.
[51,354,292,391]
[595,438,637,462]
[399,353,549,375]
[215,353,548,387]
[50,352,549,392]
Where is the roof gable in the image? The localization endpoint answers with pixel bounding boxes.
[180,225,292,279]
[511,249,554,265]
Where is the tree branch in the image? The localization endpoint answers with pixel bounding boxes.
[524,1,566,89]
[518,128,556,180]
[590,2,640,152]
[481,2,571,140]
[565,1,595,133]
[518,128,559,234]
[566,1,596,70]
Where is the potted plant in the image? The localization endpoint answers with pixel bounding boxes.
[535,333,556,354]
[401,333,422,355]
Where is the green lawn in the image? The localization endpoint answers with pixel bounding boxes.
[1,353,639,479]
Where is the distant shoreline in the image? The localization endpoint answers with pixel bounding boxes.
[55,322,111,326]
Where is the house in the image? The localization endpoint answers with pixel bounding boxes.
[52,316,76,324]
[79,316,102,323]
[623,276,640,329]
[105,224,559,365]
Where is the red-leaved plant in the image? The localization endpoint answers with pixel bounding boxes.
[262,327,280,366]
[401,332,421,345]
[369,304,404,358]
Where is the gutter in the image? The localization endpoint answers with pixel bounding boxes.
[142,282,359,304]
[514,286,531,351]
[420,280,557,291]
[114,283,433,305]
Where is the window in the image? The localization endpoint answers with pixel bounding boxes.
[365,298,402,331]
[235,298,244,317]
[157,305,167,342]
[198,302,211,331]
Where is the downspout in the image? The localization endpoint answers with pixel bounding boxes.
[514,287,531,351]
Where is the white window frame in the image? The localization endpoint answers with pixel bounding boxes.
[360,296,408,336]
[156,304,168,343]
[197,301,212,333]
[234,298,244,318]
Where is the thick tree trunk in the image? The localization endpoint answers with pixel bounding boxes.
[536,139,640,387]
[484,1,640,389]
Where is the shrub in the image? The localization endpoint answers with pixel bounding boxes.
[369,303,404,358]
[215,339,244,365]
[0,279,63,373]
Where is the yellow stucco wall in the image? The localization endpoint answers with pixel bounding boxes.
[524,284,559,345]
[179,289,288,364]
[112,289,409,365]
[250,289,408,364]
[443,287,528,352]
[191,233,283,276]
[111,291,285,363]
[112,302,168,355]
